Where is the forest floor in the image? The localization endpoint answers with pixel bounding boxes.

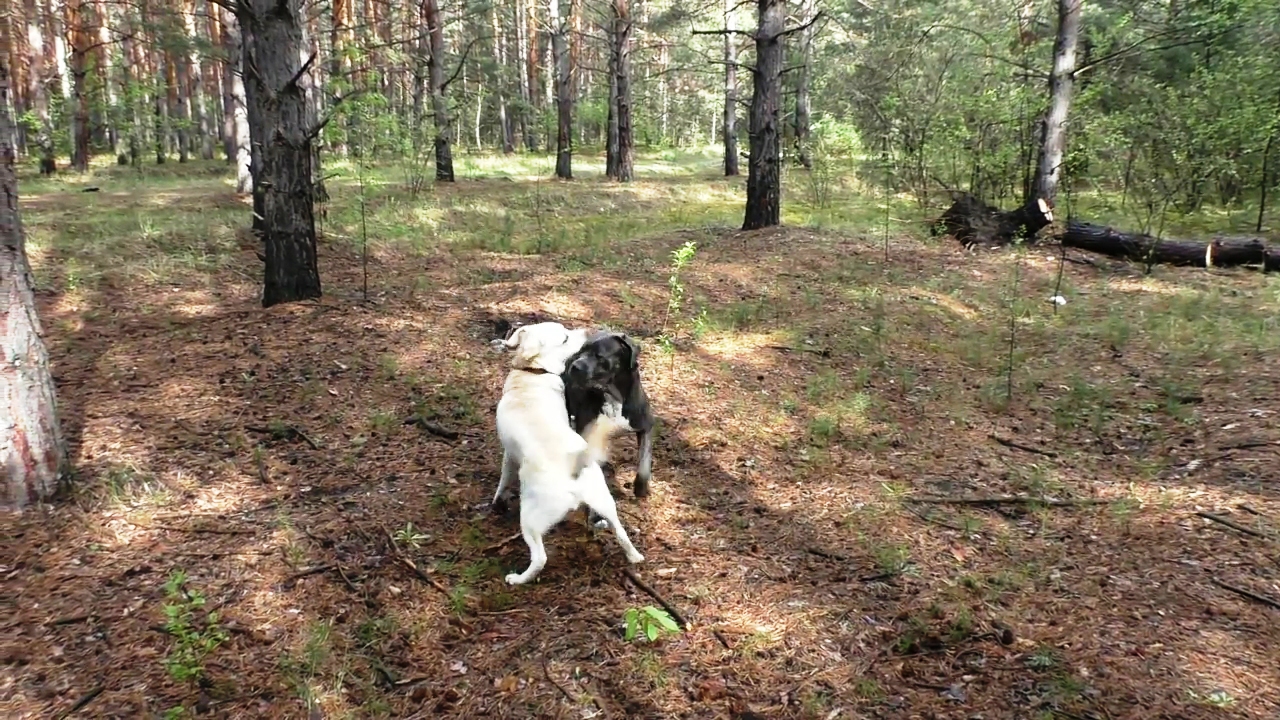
[4,152,1280,720]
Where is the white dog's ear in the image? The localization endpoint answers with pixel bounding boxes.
[509,327,546,369]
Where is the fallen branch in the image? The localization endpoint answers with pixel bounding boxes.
[904,505,967,532]
[1060,222,1279,272]
[1196,511,1266,538]
[621,566,690,630]
[805,547,849,562]
[907,495,1110,507]
[542,659,578,705]
[245,424,321,449]
[285,565,334,582]
[989,434,1058,458]
[54,685,104,720]
[1216,440,1279,452]
[484,532,522,553]
[1210,578,1280,611]
[382,525,453,598]
[143,523,257,535]
[402,415,461,440]
[766,344,831,357]
[48,614,91,626]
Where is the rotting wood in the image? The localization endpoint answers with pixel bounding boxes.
[933,193,1053,246]
[1196,511,1266,538]
[1210,578,1280,611]
[989,434,1058,458]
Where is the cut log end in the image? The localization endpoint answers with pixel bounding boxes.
[1061,222,1277,272]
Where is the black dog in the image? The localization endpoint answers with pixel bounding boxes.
[562,330,655,499]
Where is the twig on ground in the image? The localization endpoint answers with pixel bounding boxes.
[711,629,733,649]
[542,659,578,704]
[1216,440,1279,452]
[54,685,104,720]
[402,415,461,440]
[805,547,849,562]
[381,525,453,598]
[989,434,1058,458]
[1238,504,1264,516]
[907,496,1110,507]
[1196,511,1266,538]
[255,450,269,484]
[905,505,968,531]
[859,572,898,583]
[245,424,321,449]
[766,344,831,357]
[1210,578,1280,610]
[484,532,522,553]
[137,522,257,535]
[48,614,91,626]
[285,565,334,582]
[621,566,690,630]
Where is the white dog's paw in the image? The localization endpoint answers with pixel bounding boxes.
[505,573,527,585]
[626,552,645,564]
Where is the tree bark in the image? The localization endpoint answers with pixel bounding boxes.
[722,0,738,177]
[605,0,632,181]
[549,0,572,179]
[184,0,214,160]
[24,0,57,174]
[1028,0,1081,210]
[492,3,514,154]
[221,8,251,194]
[240,0,321,307]
[63,0,93,172]
[743,0,784,230]
[792,0,816,170]
[1,61,69,509]
[423,0,454,182]
[1061,222,1278,272]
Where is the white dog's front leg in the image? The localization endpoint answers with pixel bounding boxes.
[505,525,548,585]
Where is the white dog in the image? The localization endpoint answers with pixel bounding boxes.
[491,322,645,585]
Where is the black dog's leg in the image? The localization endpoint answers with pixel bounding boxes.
[633,428,653,498]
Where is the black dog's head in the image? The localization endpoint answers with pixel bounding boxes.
[565,331,640,394]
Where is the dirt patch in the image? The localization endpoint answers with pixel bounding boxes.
[4,185,1279,720]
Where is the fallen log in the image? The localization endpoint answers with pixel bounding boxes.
[932,193,1054,246]
[1060,222,1279,272]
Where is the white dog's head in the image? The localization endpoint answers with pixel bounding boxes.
[496,321,587,375]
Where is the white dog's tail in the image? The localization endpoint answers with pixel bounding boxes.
[569,419,614,477]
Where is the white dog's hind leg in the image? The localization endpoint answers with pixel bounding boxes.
[579,467,644,564]
[505,522,549,585]
[491,451,519,512]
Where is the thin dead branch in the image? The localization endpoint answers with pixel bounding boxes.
[1210,578,1280,611]
[907,496,1110,507]
[989,434,1058,458]
[1196,511,1266,538]
[484,532,522,553]
[403,415,461,440]
[766,344,831,357]
[54,685,104,720]
[621,566,690,630]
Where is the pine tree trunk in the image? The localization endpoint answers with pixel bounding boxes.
[423,0,454,182]
[1,62,70,509]
[793,0,815,170]
[516,0,536,151]
[24,0,57,174]
[605,41,619,179]
[184,0,213,160]
[65,1,92,172]
[492,4,514,154]
[329,0,352,156]
[743,0,784,230]
[550,0,572,179]
[240,0,321,307]
[722,0,739,177]
[612,0,632,182]
[1029,0,1081,211]
[221,9,252,194]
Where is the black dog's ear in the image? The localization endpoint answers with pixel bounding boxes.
[617,334,641,369]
